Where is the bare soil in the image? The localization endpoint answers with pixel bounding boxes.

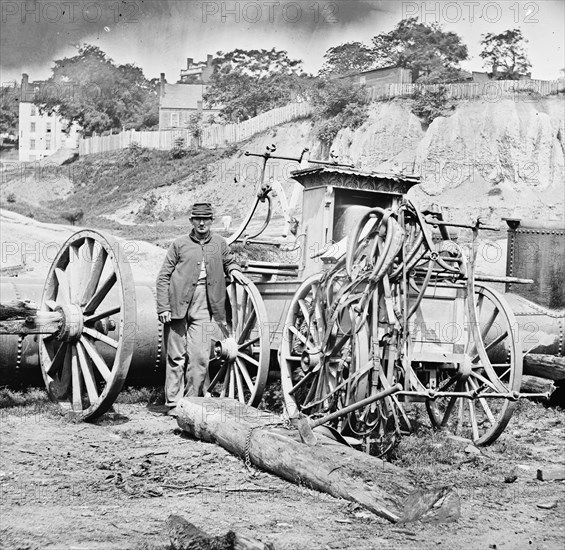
[1,397,564,550]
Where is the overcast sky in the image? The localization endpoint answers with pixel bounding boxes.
[1,0,564,84]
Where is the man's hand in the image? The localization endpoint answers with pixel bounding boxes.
[158,311,172,324]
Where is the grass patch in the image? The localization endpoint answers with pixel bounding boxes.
[115,386,156,404]
[0,387,50,408]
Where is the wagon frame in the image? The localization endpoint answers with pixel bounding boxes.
[27,145,542,450]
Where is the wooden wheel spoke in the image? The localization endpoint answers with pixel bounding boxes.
[80,336,112,382]
[83,327,119,349]
[81,247,108,306]
[468,399,479,441]
[240,291,248,327]
[70,346,84,411]
[471,331,508,363]
[237,352,260,369]
[46,343,68,376]
[84,306,121,324]
[237,309,257,343]
[436,373,458,393]
[297,299,312,326]
[69,245,82,304]
[235,358,254,390]
[227,365,235,399]
[288,325,308,345]
[440,395,458,427]
[238,335,261,350]
[55,268,70,304]
[207,360,228,393]
[468,377,496,424]
[230,284,239,331]
[469,370,499,391]
[76,341,99,406]
[83,272,117,316]
[234,364,245,402]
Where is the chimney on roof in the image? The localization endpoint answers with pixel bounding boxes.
[21,73,31,102]
[187,58,193,69]
[207,54,213,66]
[160,73,166,96]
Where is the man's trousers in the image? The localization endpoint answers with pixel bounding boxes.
[164,282,212,407]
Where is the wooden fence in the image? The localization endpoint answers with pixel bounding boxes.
[79,102,313,156]
[78,80,564,155]
[366,79,565,102]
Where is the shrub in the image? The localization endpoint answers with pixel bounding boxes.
[169,137,188,160]
[123,142,151,167]
[61,209,84,225]
[411,85,454,126]
[6,193,16,203]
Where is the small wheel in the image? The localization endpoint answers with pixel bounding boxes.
[426,285,522,445]
[39,230,136,420]
[206,273,269,406]
[280,273,351,421]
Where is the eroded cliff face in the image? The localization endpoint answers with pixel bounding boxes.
[326,96,565,224]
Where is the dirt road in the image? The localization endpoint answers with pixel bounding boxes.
[1,398,564,550]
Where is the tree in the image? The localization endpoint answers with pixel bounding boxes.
[310,79,369,145]
[371,18,468,82]
[34,45,159,136]
[480,29,531,80]
[0,82,20,135]
[319,42,375,77]
[204,48,311,122]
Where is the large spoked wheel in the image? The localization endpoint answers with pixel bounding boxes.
[39,230,136,420]
[426,284,523,445]
[280,273,351,422]
[206,273,270,406]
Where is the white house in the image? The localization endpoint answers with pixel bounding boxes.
[18,74,79,162]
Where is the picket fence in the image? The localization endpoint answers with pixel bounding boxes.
[366,78,565,102]
[78,80,564,156]
[78,102,313,156]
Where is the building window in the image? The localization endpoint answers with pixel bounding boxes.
[46,122,52,133]
[30,105,37,116]
[30,139,36,149]
[170,112,179,127]
[45,138,52,150]
[30,122,36,132]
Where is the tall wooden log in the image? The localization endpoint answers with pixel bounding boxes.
[0,300,62,335]
[520,375,556,395]
[524,354,565,382]
[176,397,460,524]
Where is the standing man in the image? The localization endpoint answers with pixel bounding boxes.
[156,202,240,415]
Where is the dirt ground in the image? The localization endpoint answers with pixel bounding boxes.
[0,395,564,550]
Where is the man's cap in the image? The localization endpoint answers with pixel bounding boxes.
[190,202,214,218]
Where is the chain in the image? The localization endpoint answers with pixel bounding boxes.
[244,416,293,475]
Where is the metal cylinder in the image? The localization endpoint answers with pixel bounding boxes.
[0,277,165,386]
[505,219,565,310]
[504,293,564,358]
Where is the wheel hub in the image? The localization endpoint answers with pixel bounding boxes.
[457,355,473,379]
[215,337,238,361]
[55,304,84,342]
[301,349,321,373]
